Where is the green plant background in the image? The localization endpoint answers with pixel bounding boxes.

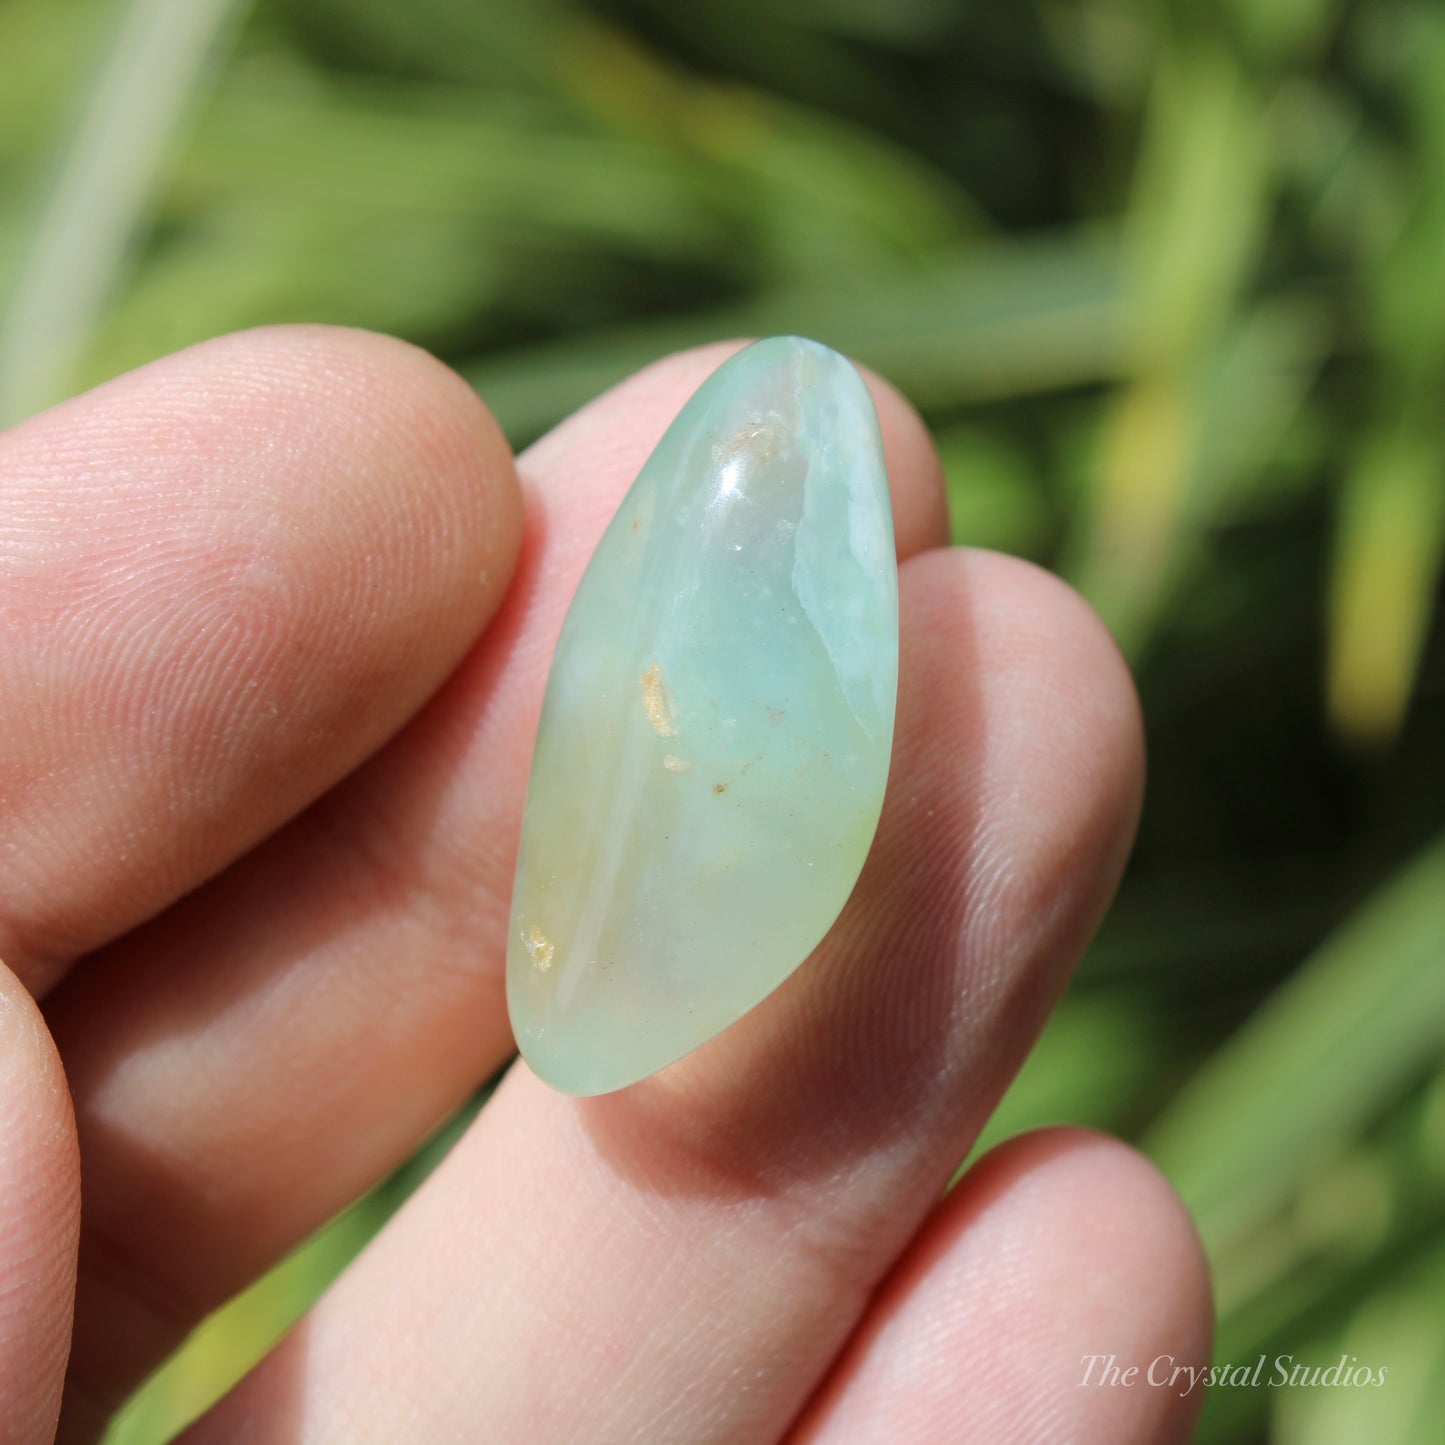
[2,1,1443,1441]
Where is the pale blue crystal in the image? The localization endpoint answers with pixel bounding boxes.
[506,337,898,1094]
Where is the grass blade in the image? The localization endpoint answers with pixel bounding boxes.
[1146,833,1445,1258]
[463,236,1128,444]
[0,0,249,427]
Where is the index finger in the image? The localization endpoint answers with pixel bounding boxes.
[0,324,522,996]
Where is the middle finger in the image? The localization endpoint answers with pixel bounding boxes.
[189,544,1144,1444]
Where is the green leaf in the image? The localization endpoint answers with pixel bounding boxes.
[1329,412,1445,743]
[1146,833,1445,1259]
[0,0,250,426]
[463,236,1128,444]
[1271,1232,1445,1445]
[938,423,1053,558]
[1065,297,1329,656]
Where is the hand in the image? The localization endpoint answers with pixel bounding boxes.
[0,328,1211,1444]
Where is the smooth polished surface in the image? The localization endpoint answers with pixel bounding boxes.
[507,337,898,1094]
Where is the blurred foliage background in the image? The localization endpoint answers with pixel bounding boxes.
[1,0,1443,1440]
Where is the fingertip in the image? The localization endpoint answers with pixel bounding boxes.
[517,339,750,492]
[898,548,1145,978]
[111,321,524,622]
[954,1126,1215,1442]
[854,362,949,557]
[0,324,524,990]
[0,957,78,1181]
[795,1126,1213,1445]
[964,1125,1212,1334]
[0,959,80,1443]
[171,324,525,620]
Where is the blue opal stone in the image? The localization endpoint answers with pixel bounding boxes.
[506,337,898,1094]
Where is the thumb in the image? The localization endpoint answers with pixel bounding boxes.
[0,960,79,1442]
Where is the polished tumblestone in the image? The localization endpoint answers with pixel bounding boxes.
[506,336,899,1094]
